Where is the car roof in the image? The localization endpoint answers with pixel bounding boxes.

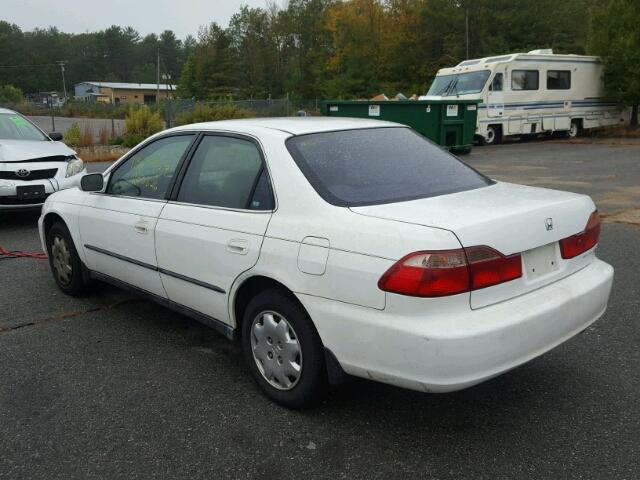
[0,108,18,115]
[169,116,403,136]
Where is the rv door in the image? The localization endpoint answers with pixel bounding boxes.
[487,72,504,118]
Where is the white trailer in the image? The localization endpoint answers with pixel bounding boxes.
[422,49,628,144]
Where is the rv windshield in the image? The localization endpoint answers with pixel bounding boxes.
[427,70,491,96]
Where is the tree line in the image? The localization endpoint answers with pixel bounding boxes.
[0,23,192,94]
[0,0,638,121]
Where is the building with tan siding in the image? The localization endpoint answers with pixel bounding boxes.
[74,82,177,105]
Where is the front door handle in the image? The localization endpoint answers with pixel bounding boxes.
[227,239,249,255]
[134,221,149,234]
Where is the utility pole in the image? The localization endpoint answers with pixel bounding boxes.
[156,47,160,103]
[57,61,68,100]
[465,9,469,60]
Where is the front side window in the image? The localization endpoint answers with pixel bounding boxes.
[107,135,194,200]
[0,113,48,141]
[286,127,492,207]
[511,70,539,90]
[547,70,571,90]
[177,135,272,210]
[490,73,503,92]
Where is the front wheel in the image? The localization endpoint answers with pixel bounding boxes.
[568,121,581,138]
[46,222,89,296]
[241,289,328,408]
[484,125,502,145]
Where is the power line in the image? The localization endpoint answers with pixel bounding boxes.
[0,63,62,69]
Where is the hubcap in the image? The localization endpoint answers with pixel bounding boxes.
[250,311,302,390]
[51,235,72,286]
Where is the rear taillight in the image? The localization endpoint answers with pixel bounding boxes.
[559,211,601,259]
[378,246,522,297]
[465,246,523,290]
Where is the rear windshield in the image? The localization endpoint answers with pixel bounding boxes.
[0,113,48,141]
[286,127,492,207]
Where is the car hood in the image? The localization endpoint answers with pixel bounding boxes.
[0,139,76,162]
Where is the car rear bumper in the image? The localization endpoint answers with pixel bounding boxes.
[300,258,614,393]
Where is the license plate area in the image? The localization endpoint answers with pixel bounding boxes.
[523,243,559,280]
[16,184,46,201]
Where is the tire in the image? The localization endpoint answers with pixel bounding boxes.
[46,221,88,296]
[484,125,501,145]
[568,121,581,138]
[241,289,328,408]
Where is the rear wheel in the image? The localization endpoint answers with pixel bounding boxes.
[46,222,88,296]
[241,289,327,408]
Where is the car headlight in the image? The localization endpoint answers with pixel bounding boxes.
[66,158,84,178]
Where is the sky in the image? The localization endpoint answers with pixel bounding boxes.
[2,0,273,39]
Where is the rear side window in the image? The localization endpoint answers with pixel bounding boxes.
[547,70,571,90]
[286,128,492,207]
[177,135,272,210]
[511,70,539,90]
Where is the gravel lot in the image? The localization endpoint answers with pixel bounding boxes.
[1,140,638,479]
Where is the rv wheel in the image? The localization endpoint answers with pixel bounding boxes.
[568,121,581,138]
[484,125,501,145]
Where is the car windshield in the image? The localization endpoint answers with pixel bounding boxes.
[0,113,48,141]
[286,127,492,207]
[426,70,491,96]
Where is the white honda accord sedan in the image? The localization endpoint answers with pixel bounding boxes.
[0,108,86,210]
[38,117,613,407]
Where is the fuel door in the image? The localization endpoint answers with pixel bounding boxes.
[297,236,330,275]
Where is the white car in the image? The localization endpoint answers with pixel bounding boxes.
[38,118,613,407]
[0,108,85,210]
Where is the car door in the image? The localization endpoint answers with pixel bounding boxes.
[487,71,504,118]
[155,133,275,325]
[79,133,196,297]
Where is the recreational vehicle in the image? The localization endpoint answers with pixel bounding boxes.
[422,49,627,144]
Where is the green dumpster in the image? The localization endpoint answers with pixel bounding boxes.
[321,99,478,153]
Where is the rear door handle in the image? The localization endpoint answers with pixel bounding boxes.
[227,239,249,255]
[134,221,149,234]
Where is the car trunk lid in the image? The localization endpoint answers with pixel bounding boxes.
[351,182,597,308]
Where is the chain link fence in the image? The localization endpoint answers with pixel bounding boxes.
[3,96,322,147]
[163,97,314,128]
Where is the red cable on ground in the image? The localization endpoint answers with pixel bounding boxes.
[0,246,48,260]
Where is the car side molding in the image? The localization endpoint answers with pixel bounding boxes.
[84,244,226,294]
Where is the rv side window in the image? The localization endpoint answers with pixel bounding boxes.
[490,73,503,92]
[547,70,571,90]
[511,70,539,90]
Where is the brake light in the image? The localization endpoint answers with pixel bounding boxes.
[559,211,600,259]
[466,246,523,290]
[378,246,522,297]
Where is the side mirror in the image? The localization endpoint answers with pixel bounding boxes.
[80,173,104,192]
[49,132,63,141]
